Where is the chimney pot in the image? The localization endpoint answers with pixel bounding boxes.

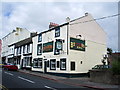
[85,13,88,16]
[66,17,70,22]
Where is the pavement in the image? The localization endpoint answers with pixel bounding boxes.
[18,69,120,90]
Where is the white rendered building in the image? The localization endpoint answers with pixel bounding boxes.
[31,13,107,77]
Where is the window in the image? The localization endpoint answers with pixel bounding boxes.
[60,59,66,70]
[50,59,56,70]
[33,58,42,68]
[27,44,30,53]
[38,33,42,42]
[37,44,42,55]
[33,59,38,68]
[23,45,25,54]
[55,27,60,37]
[38,58,42,68]
[19,47,21,54]
[57,61,59,68]
[16,48,19,55]
[71,62,75,71]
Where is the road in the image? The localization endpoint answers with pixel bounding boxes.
[1,69,95,90]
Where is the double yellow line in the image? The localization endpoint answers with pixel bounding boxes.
[0,84,8,90]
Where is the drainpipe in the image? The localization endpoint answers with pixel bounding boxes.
[66,17,70,55]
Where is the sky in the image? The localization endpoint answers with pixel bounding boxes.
[1,0,119,52]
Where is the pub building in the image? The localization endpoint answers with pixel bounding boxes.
[32,13,107,77]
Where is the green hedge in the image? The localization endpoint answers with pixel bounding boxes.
[111,58,120,75]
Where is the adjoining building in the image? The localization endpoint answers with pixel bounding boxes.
[11,36,34,69]
[1,27,37,69]
[31,13,107,77]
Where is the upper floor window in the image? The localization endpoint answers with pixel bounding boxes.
[27,44,30,53]
[37,44,42,55]
[38,33,42,42]
[55,27,60,37]
[23,45,25,54]
[19,47,21,54]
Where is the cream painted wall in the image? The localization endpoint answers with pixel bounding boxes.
[69,13,107,45]
[69,40,107,73]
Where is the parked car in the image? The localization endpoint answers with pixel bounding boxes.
[92,64,109,69]
[0,63,4,68]
[3,63,18,71]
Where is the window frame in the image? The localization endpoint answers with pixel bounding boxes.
[38,58,42,68]
[55,27,60,37]
[33,58,42,68]
[60,58,66,70]
[23,45,25,54]
[38,33,42,42]
[37,44,42,55]
[27,44,30,53]
[33,59,38,68]
[50,59,56,70]
[71,62,75,71]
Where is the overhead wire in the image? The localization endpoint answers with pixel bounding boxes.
[70,14,120,25]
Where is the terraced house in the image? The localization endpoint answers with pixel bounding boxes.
[32,13,107,77]
[1,27,37,69]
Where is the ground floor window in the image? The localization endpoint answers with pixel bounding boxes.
[50,59,56,70]
[23,57,31,67]
[33,59,38,68]
[33,58,42,68]
[38,58,42,68]
[71,62,75,71]
[60,58,66,70]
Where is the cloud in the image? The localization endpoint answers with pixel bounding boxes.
[1,2,118,51]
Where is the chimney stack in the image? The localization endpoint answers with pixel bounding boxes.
[85,12,88,16]
[66,17,70,23]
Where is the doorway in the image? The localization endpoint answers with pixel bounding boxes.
[44,60,47,73]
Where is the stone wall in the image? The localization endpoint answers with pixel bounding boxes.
[89,69,120,85]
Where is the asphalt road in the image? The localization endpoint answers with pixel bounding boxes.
[1,69,95,90]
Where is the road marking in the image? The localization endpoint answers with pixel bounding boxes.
[0,84,8,90]
[18,76,35,84]
[44,85,57,90]
[4,72,13,76]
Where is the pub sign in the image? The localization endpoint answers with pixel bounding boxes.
[70,37,85,51]
[43,41,53,53]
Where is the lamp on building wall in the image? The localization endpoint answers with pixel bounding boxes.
[76,34,82,38]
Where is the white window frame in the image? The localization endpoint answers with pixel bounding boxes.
[33,59,38,68]
[60,58,66,70]
[50,59,56,70]
[38,59,42,68]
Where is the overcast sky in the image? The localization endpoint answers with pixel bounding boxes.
[1,0,119,52]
